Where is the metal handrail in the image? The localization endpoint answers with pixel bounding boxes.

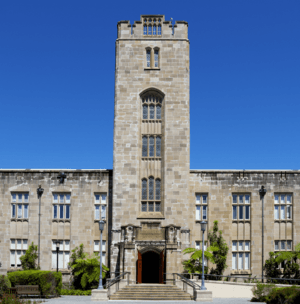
[106,272,131,298]
[170,273,201,300]
[186,273,300,285]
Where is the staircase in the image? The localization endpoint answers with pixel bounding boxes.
[109,284,193,301]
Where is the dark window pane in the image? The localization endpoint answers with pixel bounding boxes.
[233,206,237,219]
[155,179,161,200]
[156,105,161,119]
[149,202,154,212]
[239,206,243,219]
[149,177,154,200]
[150,105,155,119]
[149,136,154,156]
[142,137,148,157]
[143,105,148,119]
[245,206,250,219]
[155,202,160,212]
[142,179,147,200]
[141,203,147,212]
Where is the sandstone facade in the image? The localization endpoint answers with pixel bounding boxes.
[0,15,299,284]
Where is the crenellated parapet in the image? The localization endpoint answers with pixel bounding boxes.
[117,15,188,39]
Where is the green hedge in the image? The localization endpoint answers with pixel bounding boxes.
[266,286,300,304]
[7,270,62,297]
[0,275,12,297]
[60,289,91,296]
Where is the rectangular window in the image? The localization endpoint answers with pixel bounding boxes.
[146,50,151,67]
[52,240,70,269]
[12,204,16,218]
[10,239,27,268]
[281,241,285,250]
[94,240,106,264]
[287,241,292,250]
[101,205,106,219]
[238,241,243,251]
[275,240,279,251]
[274,206,279,220]
[232,253,237,270]
[141,202,147,212]
[233,206,237,220]
[155,202,161,212]
[287,205,292,219]
[195,241,200,250]
[195,194,208,221]
[149,202,154,212]
[281,206,285,219]
[238,253,243,269]
[233,195,237,204]
[245,241,250,251]
[24,205,28,218]
[53,194,71,220]
[18,205,22,218]
[239,206,243,219]
[154,50,159,68]
[275,195,279,204]
[232,241,237,251]
[66,205,70,219]
[95,205,100,220]
[245,206,250,220]
[59,205,64,219]
[11,193,30,220]
[53,205,58,219]
[245,253,250,270]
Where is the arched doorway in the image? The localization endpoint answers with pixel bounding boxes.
[137,249,164,284]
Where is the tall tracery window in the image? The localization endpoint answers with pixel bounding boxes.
[142,94,162,120]
[145,48,160,69]
[141,177,161,212]
[146,49,151,68]
[141,136,161,158]
[154,49,159,67]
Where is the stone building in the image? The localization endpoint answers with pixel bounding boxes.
[0,15,299,284]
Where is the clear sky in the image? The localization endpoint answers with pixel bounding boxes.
[1,0,299,170]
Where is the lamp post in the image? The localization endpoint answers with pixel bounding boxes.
[200,221,207,290]
[98,220,105,290]
[37,185,44,268]
[259,186,267,283]
[56,241,60,273]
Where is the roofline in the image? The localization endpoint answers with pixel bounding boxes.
[190,169,299,173]
[0,169,112,173]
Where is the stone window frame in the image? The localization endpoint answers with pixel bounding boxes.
[94,193,107,221]
[51,240,70,270]
[195,193,208,221]
[142,135,161,159]
[232,193,251,221]
[274,193,293,221]
[10,239,28,268]
[94,240,106,264]
[11,192,29,220]
[144,47,161,70]
[141,176,161,213]
[52,193,71,221]
[232,240,251,270]
[143,17,162,37]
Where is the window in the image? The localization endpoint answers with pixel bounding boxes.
[154,49,159,68]
[94,240,106,264]
[53,194,71,220]
[232,241,250,270]
[141,177,161,212]
[274,240,292,251]
[146,49,151,67]
[232,194,250,220]
[95,194,107,220]
[145,48,160,69]
[141,136,161,158]
[143,17,162,36]
[52,240,70,269]
[11,193,29,219]
[10,239,27,267]
[142,94,162,120]
[195,194,208,221]
[274,194,292,220]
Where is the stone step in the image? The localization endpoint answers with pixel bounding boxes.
[109,284,192,301]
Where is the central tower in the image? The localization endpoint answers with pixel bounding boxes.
[111,15,190,282]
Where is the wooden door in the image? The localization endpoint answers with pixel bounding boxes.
[137,251,142,284]
[159,250,164,284]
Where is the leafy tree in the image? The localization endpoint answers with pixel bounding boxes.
[68,244,87,289]
[72,255,109,290]
[20,242,39,270]
[68,244,109,290]
[207,220,229,276]
[182,245,219,275]
[263,252,281,282]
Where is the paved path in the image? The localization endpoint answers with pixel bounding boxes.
[43,295,266,303]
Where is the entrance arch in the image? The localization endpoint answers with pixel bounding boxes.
[137,248,164,284]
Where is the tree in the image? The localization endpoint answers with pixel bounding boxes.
[68,244,109,290]
[263,252,282,281]
[182,245,219,275]
[68,244,87,289]
[20,242,39,270]
[72,255,109,290]
[207,220,229,276]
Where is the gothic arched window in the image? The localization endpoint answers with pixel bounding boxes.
[158,24,161,35]
[141,177,161,213]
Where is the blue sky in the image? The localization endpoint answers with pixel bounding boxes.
[0,0,299,169]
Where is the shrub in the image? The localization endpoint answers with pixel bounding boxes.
[0,275,12,297]
[251,282,276,302]
[60,289,91,296]
[267,286,300,304]
[7,271,62,297]
[0,294,43,303]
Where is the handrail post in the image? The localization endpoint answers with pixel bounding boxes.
[127,272,129,285]
[173,273,175,286]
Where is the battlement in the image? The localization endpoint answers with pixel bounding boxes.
[117,15,188,39]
